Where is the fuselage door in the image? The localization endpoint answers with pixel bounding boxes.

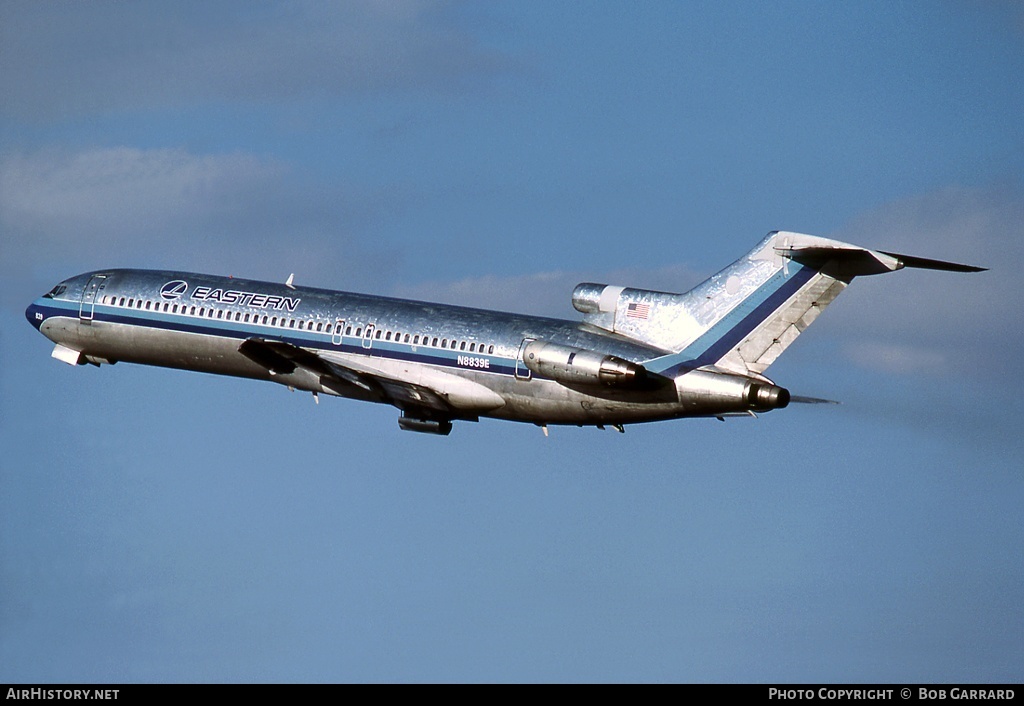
[332,319,345,346]
[362,323,375,350]
[515,338,534,380]
[79,274,107,322]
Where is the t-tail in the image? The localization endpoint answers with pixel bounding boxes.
[572,231,985,383]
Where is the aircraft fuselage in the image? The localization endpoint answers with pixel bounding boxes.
[26,268,716,430]
[28,232,982,434]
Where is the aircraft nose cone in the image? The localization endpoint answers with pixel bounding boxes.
[25,301,44,330]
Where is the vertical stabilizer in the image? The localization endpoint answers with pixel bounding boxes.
[573,231,982,379]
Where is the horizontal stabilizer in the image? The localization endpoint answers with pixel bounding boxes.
[775,245,902,276]
[878,251,987,273]
[790,395,840,405]
[776,243,986,276]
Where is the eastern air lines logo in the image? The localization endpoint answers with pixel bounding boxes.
[157,279,301,312]
[160,280,189,300]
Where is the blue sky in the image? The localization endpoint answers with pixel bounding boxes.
[1,1,1022,682]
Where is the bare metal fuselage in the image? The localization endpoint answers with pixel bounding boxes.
[28,232,981,433]
[27,269,747,429]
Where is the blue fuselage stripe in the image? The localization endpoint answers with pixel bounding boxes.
[649,264,815,377]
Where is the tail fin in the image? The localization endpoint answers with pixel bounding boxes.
[572,231,984,379]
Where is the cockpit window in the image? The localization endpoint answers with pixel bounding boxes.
[42,284,67,299]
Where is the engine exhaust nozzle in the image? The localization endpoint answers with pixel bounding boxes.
[747,383,790,411]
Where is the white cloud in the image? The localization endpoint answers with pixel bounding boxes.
[0,1,512,120]
[0,146,400,299]
[393,264,704,318]
[827,184,1024,380]
[1,147,283,240]
[844,341,947,376]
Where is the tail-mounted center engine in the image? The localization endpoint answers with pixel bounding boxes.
[522,340,647,387]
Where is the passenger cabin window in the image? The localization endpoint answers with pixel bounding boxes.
[375,330,382,340]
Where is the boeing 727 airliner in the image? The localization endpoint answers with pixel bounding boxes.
[26,231,984,434]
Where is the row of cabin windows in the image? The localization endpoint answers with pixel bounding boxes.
[100,295,497,355]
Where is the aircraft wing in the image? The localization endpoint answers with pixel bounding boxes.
[238,337,502,418]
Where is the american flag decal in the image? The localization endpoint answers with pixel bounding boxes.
[626,302,650,320]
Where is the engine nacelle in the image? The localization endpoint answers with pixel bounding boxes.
[674,369,790,415]
[522,340,646,387]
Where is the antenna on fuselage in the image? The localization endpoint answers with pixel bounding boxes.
[285,273,296,290]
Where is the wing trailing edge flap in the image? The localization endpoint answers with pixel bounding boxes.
[238,338,370,391]
[238,338,504,417]
[317,349,506,415]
